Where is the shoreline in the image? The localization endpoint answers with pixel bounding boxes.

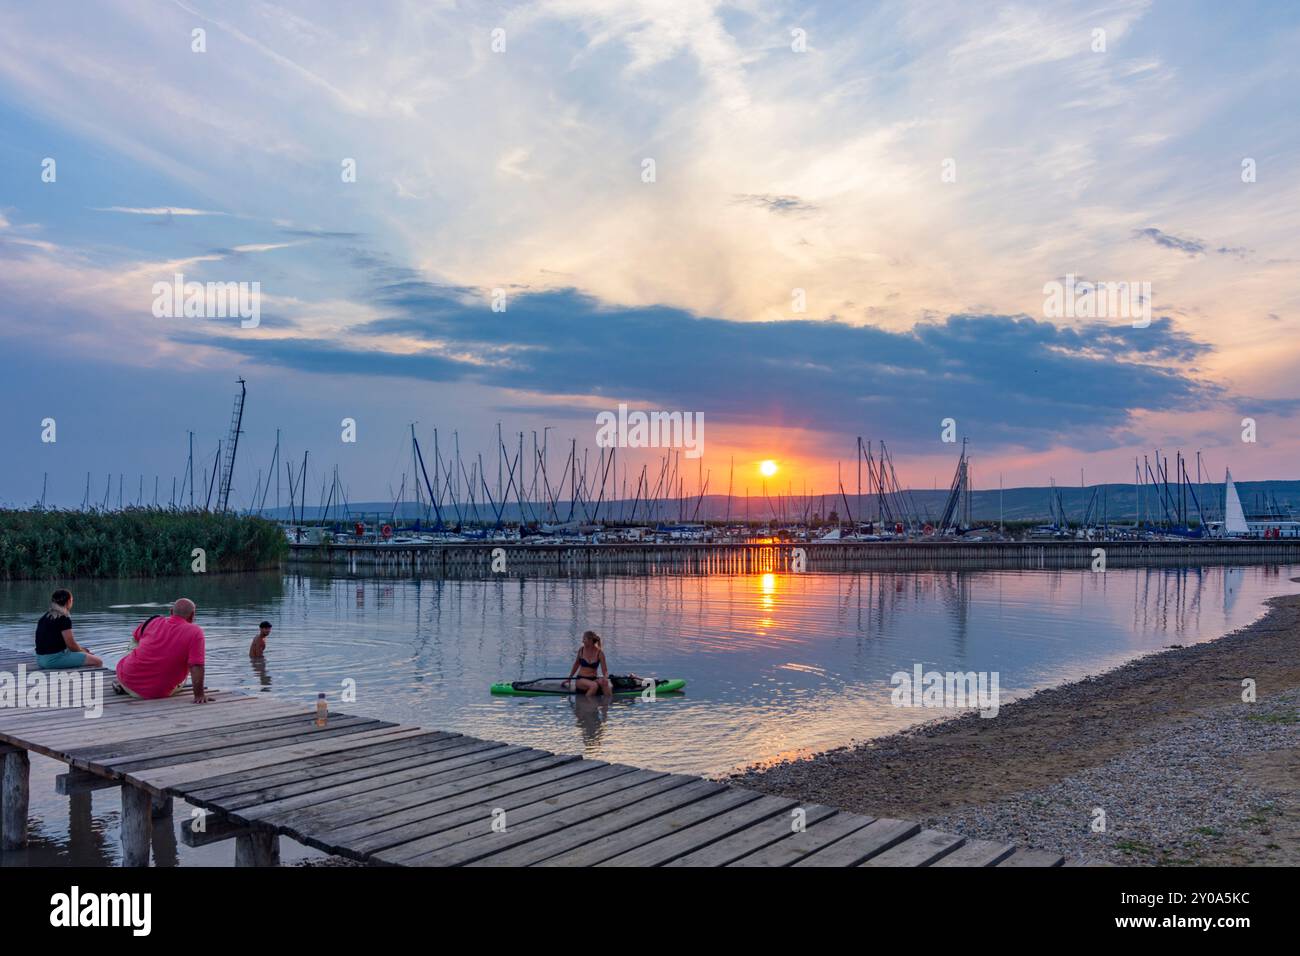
[733,585,1300,865]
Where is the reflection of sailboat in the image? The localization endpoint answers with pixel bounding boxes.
[1222,567,1243,615]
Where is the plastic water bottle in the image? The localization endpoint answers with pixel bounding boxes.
[315,692,328,728]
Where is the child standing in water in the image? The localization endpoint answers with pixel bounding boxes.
[249,621,272,659]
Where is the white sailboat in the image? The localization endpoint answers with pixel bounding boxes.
[1223,468,1249,536]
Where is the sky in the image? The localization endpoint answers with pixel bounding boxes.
[1,0,1298,509]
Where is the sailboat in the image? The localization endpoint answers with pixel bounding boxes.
[1222,468,1250,537]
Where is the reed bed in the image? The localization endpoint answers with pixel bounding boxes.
[0,509,287,579]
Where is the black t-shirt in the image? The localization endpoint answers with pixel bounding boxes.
[35,613,74,655]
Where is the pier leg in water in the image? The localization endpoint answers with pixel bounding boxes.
[235,831,281,867]
[121,785,153,866]
[2,747,31,849]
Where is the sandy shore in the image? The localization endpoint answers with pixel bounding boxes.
[733,588,1300,866]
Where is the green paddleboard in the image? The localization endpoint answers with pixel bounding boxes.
[491,676,686,697]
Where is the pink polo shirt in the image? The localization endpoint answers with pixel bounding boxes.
[116,614,205,699]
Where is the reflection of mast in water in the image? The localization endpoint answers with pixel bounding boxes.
[1222,567,1243,616]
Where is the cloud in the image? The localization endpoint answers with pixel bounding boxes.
[731,194,819,215]
[1133,227,1205,256]
[92,206,226,216]
[1133,228,1252,260]
[185,283,1231,453]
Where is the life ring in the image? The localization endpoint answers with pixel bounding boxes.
[381,524,393,539]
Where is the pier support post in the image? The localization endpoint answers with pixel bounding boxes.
[235,830,281,866]
[151,795,174,820]
[120,785,153,867]
[2,748,31,849]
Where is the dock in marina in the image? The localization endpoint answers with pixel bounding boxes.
[0,647,1063,867]
[289,537,1300,575]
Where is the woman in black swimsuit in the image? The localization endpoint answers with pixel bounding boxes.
[565,630,611,697]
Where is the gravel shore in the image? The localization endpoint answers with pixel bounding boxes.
[733,588,1300,865]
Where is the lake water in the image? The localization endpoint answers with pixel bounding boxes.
[1,564,1295,865]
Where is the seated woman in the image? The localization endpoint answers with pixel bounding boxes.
[34,589,103,669]
[564,630,612,697]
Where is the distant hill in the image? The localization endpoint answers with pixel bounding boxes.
[258,480,1300,525]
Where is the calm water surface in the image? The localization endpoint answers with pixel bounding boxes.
[1,565,1294,865]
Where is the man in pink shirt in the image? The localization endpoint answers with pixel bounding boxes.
[114,598,213,702]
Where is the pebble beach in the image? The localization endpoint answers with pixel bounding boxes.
[734,588,1300,866]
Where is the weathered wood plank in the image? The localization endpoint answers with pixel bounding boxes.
[859,829,964,866]
[666,803,840,867]
[128,726,432,793]
[243,747,557,830]
[728,811,876,867]
[384,773,695,867]
[180,811,252,847]
[931,838,1016,867]
[174,732,453,796]
[186,733,469,806]
[79,717,394,774]
[56,768,134,795]
[455,777,722,868]
[228,741,529,821]
[357,765,658,863]
[792,818,919,867]
[996,848,1065,867]
[596,793,797,867]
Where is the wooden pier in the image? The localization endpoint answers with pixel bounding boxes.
[0,647,1063,867]
[290,537,1300,576]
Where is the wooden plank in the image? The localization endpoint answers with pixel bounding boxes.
[362,766,661,864]
[596,793,798,867]
[792,818,919,866]
[859,829,964,866]
[236,746,556,835]
[996,848,1065,867]
[292,759,626,856]
[540,788,762,867]
[39,709,320,751]
[728,811,876,867]
[128,726,432,793]
[931,838,1016,867]
[63,712,376,759]
[385,773,697,867]
[0,696,271,740]
[80,717,393,773]
[175,732,453,796]
[186,733,467,805]
[243,747,555,829]
[453,777,722,868]
[56,768,120,795]
[180,812,251,847]
[666,803,840,867]
[785,816,920,868]
[223,740,523,817]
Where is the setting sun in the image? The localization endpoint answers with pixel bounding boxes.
[759,460,778,478]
